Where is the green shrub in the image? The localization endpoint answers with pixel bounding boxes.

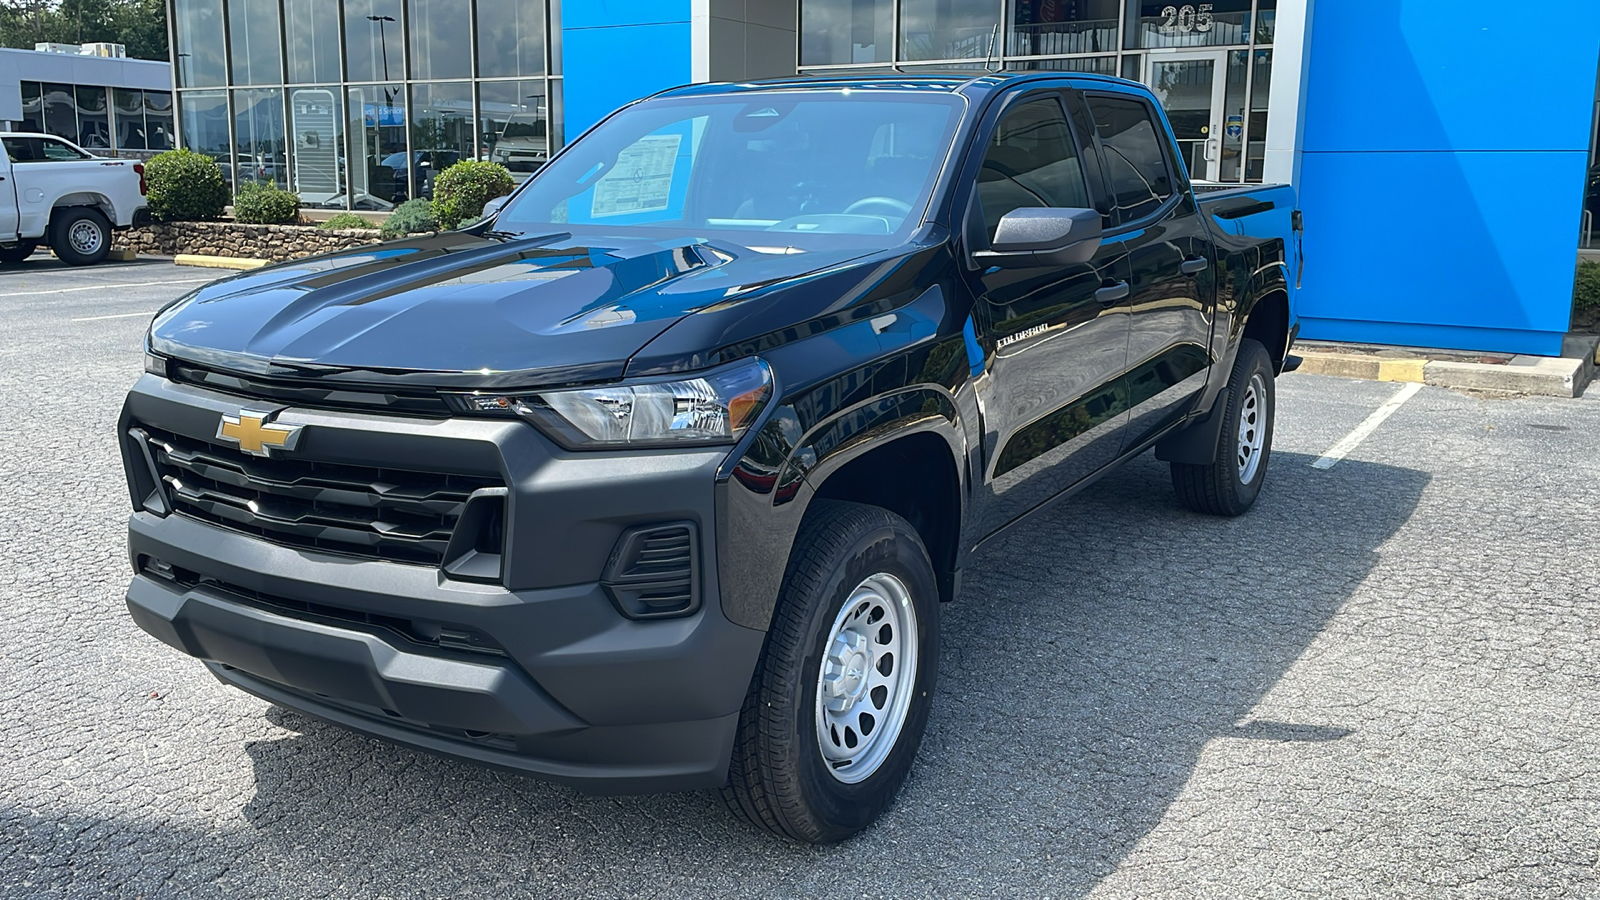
[380,199,439,240]
[232,182,302,225]
[144,148,229,222]
[432,160,514,229]
[1576,260,1600,313]
[318,212,379,231]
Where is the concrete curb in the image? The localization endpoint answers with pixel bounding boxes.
[174,254,269,271]
[1294,348,1591,398]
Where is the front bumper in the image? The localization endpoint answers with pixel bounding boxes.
[121,375,766,793]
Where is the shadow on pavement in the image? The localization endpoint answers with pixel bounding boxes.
[3,450,1429,896]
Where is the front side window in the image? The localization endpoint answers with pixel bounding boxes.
[496,91,964,248]
[1088,94,1175,223]
[974,96,1091,242]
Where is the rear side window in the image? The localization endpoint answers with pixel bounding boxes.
[974,96,1091,242]
[1087,95,1175,223]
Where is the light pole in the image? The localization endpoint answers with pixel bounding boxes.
[367,14,395,102]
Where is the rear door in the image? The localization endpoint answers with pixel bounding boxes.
[965,87,1134,539]
[0,146,16,241]
[1079,91,1218,451]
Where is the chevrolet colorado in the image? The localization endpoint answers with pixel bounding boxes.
[120,73,1301,843]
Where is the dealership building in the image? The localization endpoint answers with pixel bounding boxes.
[150,1,1599,356]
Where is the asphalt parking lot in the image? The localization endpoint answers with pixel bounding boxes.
[3,260,1598,898]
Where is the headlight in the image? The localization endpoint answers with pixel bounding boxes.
[451,358,772,449]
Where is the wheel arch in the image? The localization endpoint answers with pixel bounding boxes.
[51,194,117,227]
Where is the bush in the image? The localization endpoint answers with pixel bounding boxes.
[144,148,228,222]
[232,182,302,225]
[432,161,514,229]
[318,212,379,231]
[380,199,439,240]
[1576,260,1600,314]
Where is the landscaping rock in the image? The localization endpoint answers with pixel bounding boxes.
[113,221,384,262]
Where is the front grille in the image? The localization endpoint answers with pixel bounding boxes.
[132,423,503,566]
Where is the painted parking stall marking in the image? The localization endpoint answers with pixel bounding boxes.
[1310,382,1424,469]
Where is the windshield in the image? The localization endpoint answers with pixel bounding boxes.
[493,90,965,248]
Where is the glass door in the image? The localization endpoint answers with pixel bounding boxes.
[1145,50,1227,182]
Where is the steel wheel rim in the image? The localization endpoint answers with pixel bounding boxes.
[814,572,919,784]
[1237,372,1267,484]
[68,220,103,255]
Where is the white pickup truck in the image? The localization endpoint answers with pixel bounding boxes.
[0,132,148,266]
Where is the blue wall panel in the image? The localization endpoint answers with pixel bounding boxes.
[1303,1,1600,153]
[1297,0,1600,355]
[561,1,692,141]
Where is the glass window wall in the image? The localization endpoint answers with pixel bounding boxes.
[230,0,284,85]
[285,0,343,84]
[115,89,148,150]
[173,0,562,208]
[42,84,77,143]
[234,88,289,189]
[900,0,1001,62]
[802,0,892,66]
[411,0,473,81]
[477,0,546,77]
[76,86,111,152]
[798,0,1277,183]
[479,80,548,181]
[346,0,406,83]
[410,82,475,198]
[19,82,43,133]
[147,92,175,150]
[174,0,228,87]
[1010,0,1119,57]
[179,90,232,164]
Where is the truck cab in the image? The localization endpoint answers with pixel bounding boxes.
[118,73,1299,843]
[0,132,148,266]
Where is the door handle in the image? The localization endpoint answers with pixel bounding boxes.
[1095,281,1130,305]
[1180,257,1208,276]
[1205,138,1219,161]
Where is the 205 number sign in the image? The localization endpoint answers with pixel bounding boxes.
[1159,4,1215,34]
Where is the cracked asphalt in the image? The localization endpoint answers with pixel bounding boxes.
[2,259,1598,898]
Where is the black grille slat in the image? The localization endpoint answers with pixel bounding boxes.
[137,423,501,566]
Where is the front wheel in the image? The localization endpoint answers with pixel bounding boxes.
[50,208,112,266]
[721,500,939,843]
[1171,338,1276,516]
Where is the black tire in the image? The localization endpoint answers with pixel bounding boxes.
[1171,338,1276,516]
[721,500,940,843]
[49,207,112,266]
[0,241,38,265]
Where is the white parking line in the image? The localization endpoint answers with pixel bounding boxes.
[72,311,157,322]
[1311,382,1424,469]
[0,278,213,299]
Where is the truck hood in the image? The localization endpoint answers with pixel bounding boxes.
[147,231,876,390]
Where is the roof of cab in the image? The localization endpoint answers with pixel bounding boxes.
[652,70,1145,102]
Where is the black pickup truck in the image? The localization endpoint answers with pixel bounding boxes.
[121,72,1300,843]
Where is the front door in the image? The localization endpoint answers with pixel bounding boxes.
[1145,50,1227,183]
[965,90,1133,540]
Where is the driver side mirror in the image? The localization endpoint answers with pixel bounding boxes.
[974,207,1103,268]
[482,195,509,218]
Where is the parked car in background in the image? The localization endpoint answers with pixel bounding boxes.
[0,133,147,265]
[380,150,461,202]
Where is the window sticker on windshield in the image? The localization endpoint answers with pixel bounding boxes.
[590,133,682,217]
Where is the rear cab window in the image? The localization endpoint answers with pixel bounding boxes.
[1084,94,1178,225]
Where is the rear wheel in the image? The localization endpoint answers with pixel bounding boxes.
[1171,338,1276,516]
[0,241,38,265]
[721,500,939,843]
[50,207,111,266]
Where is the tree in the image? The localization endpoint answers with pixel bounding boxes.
[0,0,167,61]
